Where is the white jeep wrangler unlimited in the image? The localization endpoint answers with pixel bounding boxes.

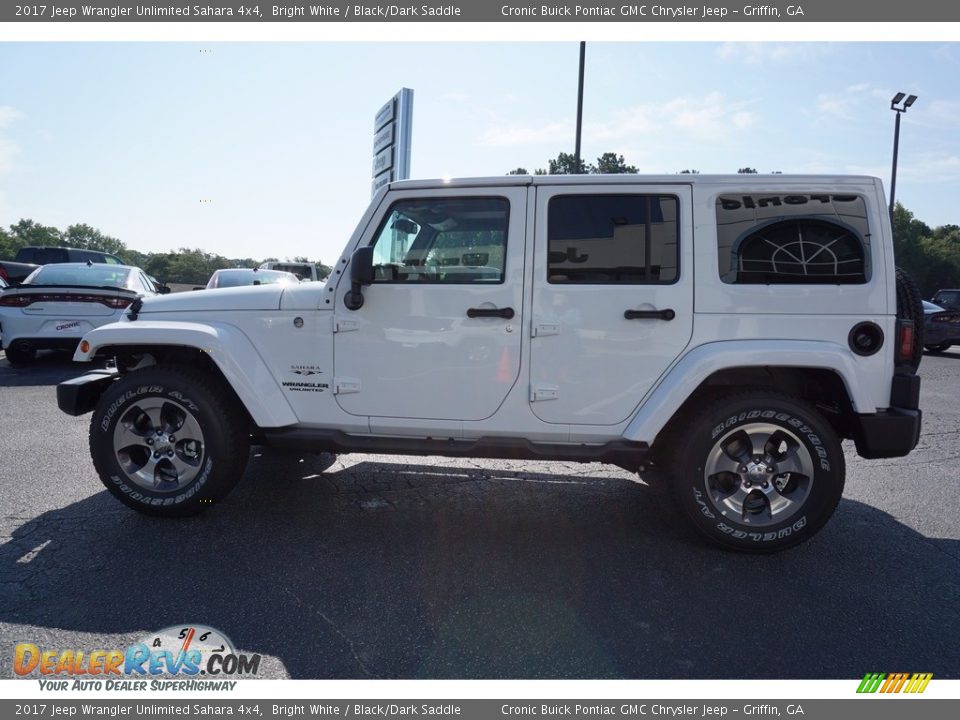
[58,175,924,552]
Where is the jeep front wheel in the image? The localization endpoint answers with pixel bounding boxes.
[89,366,249,516]
[667,392,845,553]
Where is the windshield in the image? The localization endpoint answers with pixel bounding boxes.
[934,290,960,308]
[265,263,312,278]
[209,269,299,288]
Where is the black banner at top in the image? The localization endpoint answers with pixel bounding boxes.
[3,1,960,23]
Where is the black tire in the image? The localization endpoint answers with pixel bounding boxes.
[925,344,951,354]
[4,344,35,366]
[89,365,249,517]
[666,391,845,553]
[895,267,924,371]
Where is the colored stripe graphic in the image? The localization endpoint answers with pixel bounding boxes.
[857,672,932,693]
[905,673,934,693]
[857,673,885,693]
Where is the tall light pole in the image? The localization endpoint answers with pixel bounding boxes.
[574,41,585,174]
[889,92,917,223]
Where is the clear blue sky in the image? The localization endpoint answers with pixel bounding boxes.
[0,42,958,264]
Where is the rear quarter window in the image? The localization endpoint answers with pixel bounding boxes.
[716,193,871,284]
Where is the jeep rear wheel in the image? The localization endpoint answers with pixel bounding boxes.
[90,365,249,517]
[667,392,845,553]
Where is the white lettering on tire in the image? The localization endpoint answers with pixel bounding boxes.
[109,457,212,505]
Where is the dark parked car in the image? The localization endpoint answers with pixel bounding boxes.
[0,246,124,285]
[923,300,960,354]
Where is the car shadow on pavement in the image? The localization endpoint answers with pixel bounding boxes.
[1,455,958,680]
[0,353,92,387]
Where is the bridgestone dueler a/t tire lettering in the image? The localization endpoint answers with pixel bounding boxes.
[667,392,845,553]
[89,365,249,517]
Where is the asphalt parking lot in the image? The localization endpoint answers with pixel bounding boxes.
[1,349,958,680]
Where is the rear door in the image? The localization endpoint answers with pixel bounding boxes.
[529,184,694,425]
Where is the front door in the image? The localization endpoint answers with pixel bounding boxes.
[529,184,694,425]
[334,187,527,422]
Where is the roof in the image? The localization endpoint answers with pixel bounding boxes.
[389,174,882,190]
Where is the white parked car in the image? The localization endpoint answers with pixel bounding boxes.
[205,267,300,289]
[0,262,163,366]
[57,175,923,552]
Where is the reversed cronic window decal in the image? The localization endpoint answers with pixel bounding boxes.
[733,218,867,284]
[715,193,871,285]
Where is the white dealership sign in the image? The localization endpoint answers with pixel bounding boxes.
[372,88,413,197]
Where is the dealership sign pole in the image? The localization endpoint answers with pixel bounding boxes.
[372,87,414,197]
[372,88,414,261]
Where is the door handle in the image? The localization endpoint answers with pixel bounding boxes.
[467,307,515,319]
[624,308,676,321]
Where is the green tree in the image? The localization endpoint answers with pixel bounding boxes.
[591,152,637,174]
[679,169,700,174]
[506,167,529,175]
[63,223,126,256]
[121,248,149,268]
[8,219,62,247]
[0,227,19,260]
[548,152,588,175]
[890,202,960,297]
[737,167,759,174]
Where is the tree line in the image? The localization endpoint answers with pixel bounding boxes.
[0,220,332,286]
[507,151,778,177]
[892,204,960,298]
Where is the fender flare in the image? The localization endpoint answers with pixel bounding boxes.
[622,339,874,444]
[74,320,298,428]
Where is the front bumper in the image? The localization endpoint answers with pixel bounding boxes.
[57,368,118,416]
[852,373,922,459]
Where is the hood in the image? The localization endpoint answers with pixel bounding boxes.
[138,284,287,313]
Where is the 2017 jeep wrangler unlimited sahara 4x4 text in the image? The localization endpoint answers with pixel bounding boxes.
[56,175,923,552]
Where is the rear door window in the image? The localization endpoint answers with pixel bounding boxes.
[547,194,680,284]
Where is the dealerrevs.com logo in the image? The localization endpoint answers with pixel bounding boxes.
[14,625,261,691]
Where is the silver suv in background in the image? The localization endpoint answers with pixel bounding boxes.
[257,261,319,282]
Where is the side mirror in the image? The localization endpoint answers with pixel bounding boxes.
[345,246,375,310]
[350,246,375,285]
[157,285,171,295]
